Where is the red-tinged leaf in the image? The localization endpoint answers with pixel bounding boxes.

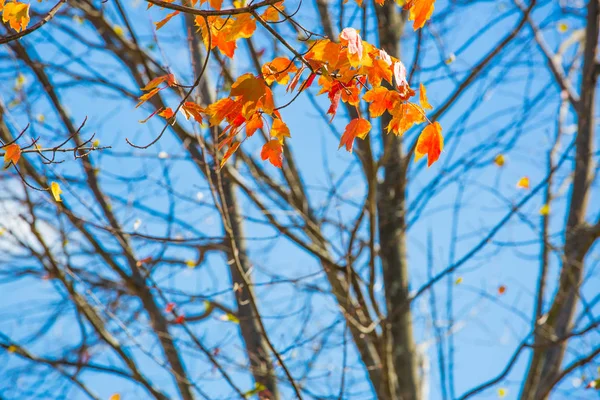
[270,119,290,143]
[414,121,443,167]
[165,303,175,313]
[136,256,153,267]
[141,74,175,91]
[159,107,175,119]
[261,139,283,168]
[136,87,160,108]
[420,83,433,110]
[174,315,185,324]
[181,102,204,123]
[206,98,239,126]
[3,143,21,165]
[286,67,305,92]
[245,113,263,137]
[498,285,507,295]
[406,0,436,30]
[339,27,363,67]
[301,72,317,92]
[155,11,179,30]
[220,141,241,168]
[339,118,371,152]
[2,1,30,32]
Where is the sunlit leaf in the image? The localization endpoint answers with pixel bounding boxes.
[3,143,21,165]
[516,176,530,189]
[494,154,505,167]
[261,139,283,168]
[2,1,30,32]
[419,83,432,110]
[339,118,371,152]
[539,204,550,216]
[414,121,443,167]
[50,182,63,202]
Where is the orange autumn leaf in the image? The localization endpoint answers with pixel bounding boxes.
[245,113,263,137]
[155,10,179,30]
[363,87,399,117]
[517,176,530,189]
[108,395,120,400]
[261,139,283,168]
[159,107,175,119]
[339,118,371,152]
[415,121,443,167]
[406,0,436,30]
[3,143,21,165]
[386,103,426,136]
[220,141,241,168]
[262,57,297,85]
[261,2,284,21]
[270,119,290,143]
[181,102,204,123]
[206,98,239,126]
[420,83,433,110]
[140,74,176,91]
[209,0,223,10]
[2,1,30,32]
[498,285,507,295]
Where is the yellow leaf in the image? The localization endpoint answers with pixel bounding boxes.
[494,154,505,167]
[7,345,17,353]
[455,277,463,285]
[419,83,432,110]
[539,204,550,216]
[445,53,456,64]
[93,139,100,147]
[2,2,30,32]
[50,182,62,202]
[516,176,530,189]
[36,114,45,122]
[220,313,239,323]
[185,259,196,268]
[109,395,121,400]
[497,388,507,398]
[0,227,6,236]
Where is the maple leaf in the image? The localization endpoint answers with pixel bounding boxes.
[405,0,436,30]
[539,204,550,216]
[271,119,290,143]
[339,118,371,152]
[261,139,283,168]
[220,141,241,168]
[497,285,507,295]
[339,28,364,67]
[262,57,297,85]
[363,87,399,117]
[414,121,443,167]
[419,83,432,110]
[155,11,179,30]
[174,315,185,324]
[229,73,274,117]
[393,61,408,88]
[305,39,341,67]
[3,143,21,165]
[245,113,263,137]
[2,1,30,32]
[108,395,121,400]
[159,107,175,119]
[181,102,204,123]
[206,98,241,126]
[386,103,426,136]
[140,74,176,91]
[165,303,175,313]
[261,2,284,21]
[50,181,63,202]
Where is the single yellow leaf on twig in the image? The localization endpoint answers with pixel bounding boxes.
[2,2,30,32]
[494,154,505,167]
[516,176,530,189]
[50,182,63,202]
[539,204,550,216]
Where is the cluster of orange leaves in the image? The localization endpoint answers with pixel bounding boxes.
[141,0,441,168]
[0,0,30,32]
